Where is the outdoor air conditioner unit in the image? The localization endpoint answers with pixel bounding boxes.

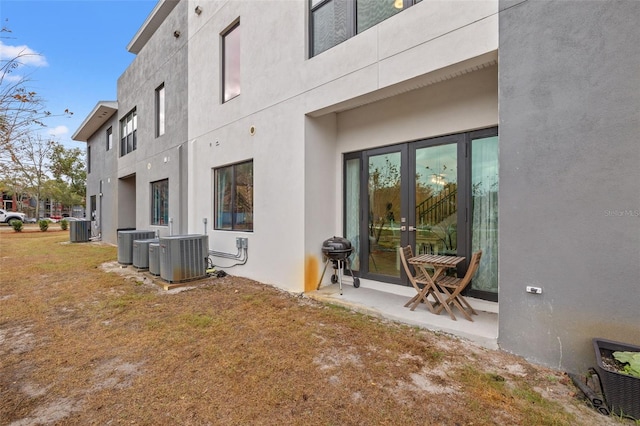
[132,238,159,270]
[149,243,161,276]
[69,220,92,243]
[159,234,209,283]
[117,230,156,264]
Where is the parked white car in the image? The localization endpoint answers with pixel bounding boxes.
[0,209,26,224]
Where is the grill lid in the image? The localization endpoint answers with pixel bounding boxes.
[322,236,352,253]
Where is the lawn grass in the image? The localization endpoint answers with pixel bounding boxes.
[0,230,618,425]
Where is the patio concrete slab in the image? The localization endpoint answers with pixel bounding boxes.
[308,277,499,350]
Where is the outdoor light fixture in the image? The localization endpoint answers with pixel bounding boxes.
[394,0,403,9]
[195,6,202,15]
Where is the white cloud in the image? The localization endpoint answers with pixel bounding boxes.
[2,73,23,83]
[48,125,69,137]
[0,41,48,67]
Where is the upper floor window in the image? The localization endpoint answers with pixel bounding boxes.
[120,108,137,156]
[106,127,112,151]
[214,160,253,231]
[87,145,91,174]
[156,83,165,137]
[151,179,169,225]
[310,0,351,57]
[222,21,240,103]
[310,0,421,57]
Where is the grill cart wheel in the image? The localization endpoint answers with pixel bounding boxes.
[318,236,360,295]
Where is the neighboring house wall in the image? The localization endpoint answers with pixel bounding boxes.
[498,0,640,373]
[117,0,189,237]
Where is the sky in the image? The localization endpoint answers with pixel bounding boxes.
[0,0,158,150]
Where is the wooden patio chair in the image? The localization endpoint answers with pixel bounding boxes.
[434,250,482,321]
[398,245,436,312]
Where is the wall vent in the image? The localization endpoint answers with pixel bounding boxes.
[159,234,208,283]
[117,230,156,264]
[132,238,159,270]
[149,243,161,276]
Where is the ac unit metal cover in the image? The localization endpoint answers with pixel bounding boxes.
[149,243,161,276]
[133,238,159,269]
[69,220,92,243]
[117,230,156,264]
[159,234,209,283]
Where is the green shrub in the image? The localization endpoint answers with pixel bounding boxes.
[10,219,23,232]
[38,219,49,232]
[60,219,68,230]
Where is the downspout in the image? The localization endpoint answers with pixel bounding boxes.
[97,180,103,240]
[188,139,197,235]
[178,143,185,235]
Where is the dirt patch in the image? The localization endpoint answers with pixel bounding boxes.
[0,324,36,355]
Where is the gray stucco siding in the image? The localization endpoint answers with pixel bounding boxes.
[498,0,640,373]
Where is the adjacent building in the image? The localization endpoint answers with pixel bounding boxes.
[73,0,640,374]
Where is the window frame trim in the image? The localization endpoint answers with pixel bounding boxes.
[150,178,169,226]
[119,108,137,157]
[221,19,241,104]
[106,126,113,151]
[308,0,420,58]
[155,83,165,138]
[213,159,254,232]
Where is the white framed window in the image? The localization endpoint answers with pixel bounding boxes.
[222,21,240,103]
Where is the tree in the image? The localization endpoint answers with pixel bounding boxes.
[6,134,55,218]
[49,142,86,211]
[44,179,83,213]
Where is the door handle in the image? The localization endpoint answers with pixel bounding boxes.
[401,226,417,232]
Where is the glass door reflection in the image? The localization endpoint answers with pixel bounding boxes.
[367,151,402,278]
[414,144,458,256]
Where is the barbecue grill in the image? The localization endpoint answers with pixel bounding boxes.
[318,236,360,295]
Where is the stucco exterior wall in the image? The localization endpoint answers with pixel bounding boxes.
[186,0,498,291]
[498,0,640,373]
[85,116,119,243]
[336,65,498,153]
[304,113,339,291]
[117,0,189,237]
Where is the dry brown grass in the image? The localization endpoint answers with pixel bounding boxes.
[0,229,623,425]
